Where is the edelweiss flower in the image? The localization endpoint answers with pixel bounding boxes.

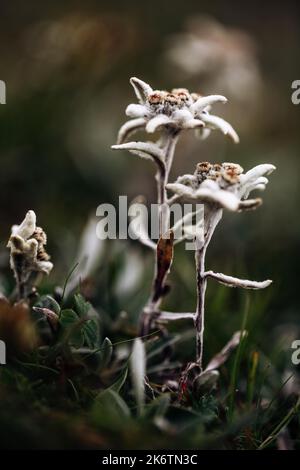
[117,77,239,144]
[7,210,53,298]
[167,162,276,211]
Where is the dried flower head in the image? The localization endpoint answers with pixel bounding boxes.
[117,77,239,144]
[7,210,53,298]
[167,162,276,212]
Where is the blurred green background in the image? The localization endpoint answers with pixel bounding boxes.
[0,0,300,366]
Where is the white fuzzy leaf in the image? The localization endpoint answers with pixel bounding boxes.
[146,114,173,133]
[183,118,204,129]
[205,270,272,289]
[130,77,153,104]
[117,118,146,144]
[11,210,36,240]
[158,311,195,321]
[240,164,276,198]
[192,94,227,114]
[201,113,239,143]
[125,103,149,118]
[130,338,146,415]
[112,142,165,172]
[128,199,156,250]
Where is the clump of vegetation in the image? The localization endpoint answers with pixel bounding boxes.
[0,78,299,451]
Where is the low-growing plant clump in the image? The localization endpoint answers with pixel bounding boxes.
[0,77,299,451]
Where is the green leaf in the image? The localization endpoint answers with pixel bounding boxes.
[82,318,99,349]
[59,309,83,348]
[73,293,91,317]
[35,295,60,315]
[110,368,128,393]
[146,393,170,419]
[73,294,101,348]
[92,389,131,429]
[100,337,113,368]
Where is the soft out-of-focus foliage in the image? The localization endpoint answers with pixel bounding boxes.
[0,0,300,449]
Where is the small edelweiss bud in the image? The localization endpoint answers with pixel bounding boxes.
[171,88,189,95]
[207,163,222,181]
[222,162,244,174]
[221,163,244,185]
[148,91,165,105]
[196,162,213,173]
[165,93,179,106]
[194,162,213,185]
[7,210,53,299]
[172,88,191,105]
[213,163,222,171]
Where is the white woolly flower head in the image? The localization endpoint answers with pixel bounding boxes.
[7,210,53,298]
[167,162,276,212]
[117,77,239,144]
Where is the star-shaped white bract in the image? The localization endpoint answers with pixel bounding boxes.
[117,77,239,144]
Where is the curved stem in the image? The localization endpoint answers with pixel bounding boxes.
[139,130,179,335]
[194,207,223,369]
[194,245,207,369]
[156,130,179,236]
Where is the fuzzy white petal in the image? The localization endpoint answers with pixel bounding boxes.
[201,114,239,143]
[12,210,36,240]
[195,188,240,211]
[172,108,194,124]
[128,200,156,250]
[238,198,262,211]
[195,127,212,140]
[146,114,173,133]
[241,176,269,199]
[166,183,196,200]
[183,118,204,129]
[130,77,153,104]
[112,141,165,172]
[175,174,196,186]
[240,164,276,187]
[126,103,149,118]
[117,118,146,144]
[167,181,240,211]
[191,95,227,114]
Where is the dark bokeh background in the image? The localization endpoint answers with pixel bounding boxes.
[0,0,300,361]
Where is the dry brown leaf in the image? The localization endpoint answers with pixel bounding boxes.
[153,230,174,302]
